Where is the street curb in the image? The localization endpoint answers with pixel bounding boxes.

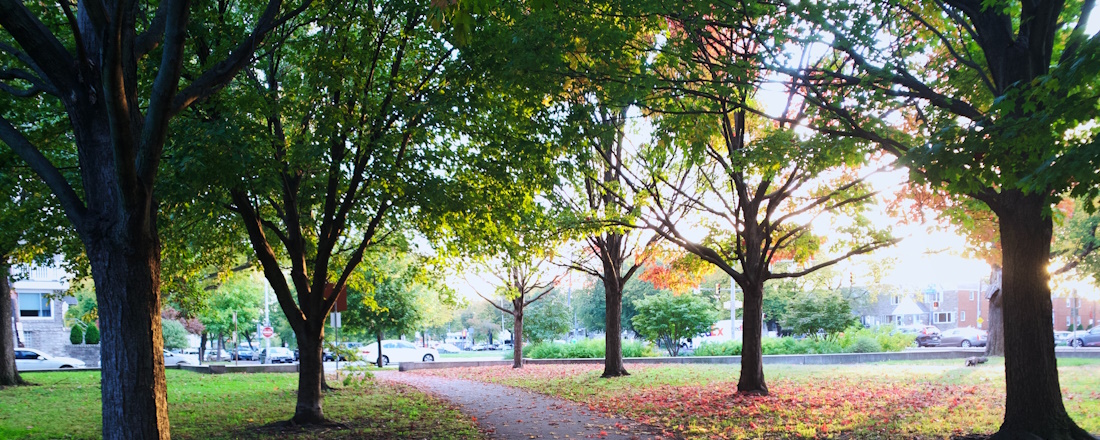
[397,348,1100,371]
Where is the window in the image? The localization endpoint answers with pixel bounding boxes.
[1067,316,1072,327]
[969,291,975,301]
[933,312,955,324]
[18,292,51,317]
[960,311,966,322]
[891,295,900,305]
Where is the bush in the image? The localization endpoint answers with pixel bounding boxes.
[84,324,100,344]
[162,319,190,350]
[848,336,883,353]
[69,325,84,345]
[516,338,659,359]
[693,340,742,356]
[702,326,910,357]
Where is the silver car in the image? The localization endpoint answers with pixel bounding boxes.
[939,327,988,347]
[14,348,86,370]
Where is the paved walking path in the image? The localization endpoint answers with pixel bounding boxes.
[374,370,670,439]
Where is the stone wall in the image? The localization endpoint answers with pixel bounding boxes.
[64,345,101,367]
[20,299,69,356]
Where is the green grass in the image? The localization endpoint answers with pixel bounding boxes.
[415,358,1100,438]
[0,370,483,440]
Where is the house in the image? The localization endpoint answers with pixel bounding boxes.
[9,258,73,357]
[1052,296,1098,331]
[859,284,992,331]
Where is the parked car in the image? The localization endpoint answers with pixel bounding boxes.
[1069,327,1100,347]
[895,324,941,347]
[230,348,254,361]
[163,350,200,366]
[204,348,232,361]
[434,343,462,353]
[939,327,988,347]
[324,341,361,361]
[13,348,86,370]
[469,343,489,351]
[359,340,438,366]
[259,347,296,364]
[1054,331,1074,346]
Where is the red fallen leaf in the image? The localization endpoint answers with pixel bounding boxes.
[471,416,477,421]
[599,430,608,437]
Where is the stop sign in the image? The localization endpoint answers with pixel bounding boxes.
[261,326,274,339]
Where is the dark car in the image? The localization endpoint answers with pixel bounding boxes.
[231,348,254,361]
[896,324,941,347]
[939,327,987,347]
[1069,327,1100,347]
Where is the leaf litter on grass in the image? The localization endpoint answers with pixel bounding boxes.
[413,363,1023,439]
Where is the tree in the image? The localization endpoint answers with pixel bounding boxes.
[0,148,77,386]
[783,291,857,339]
[476,249,562,368]
[0,1,307,436]
[631,291,718,357]
[522,290,572,344]
[342,249,426,367]
[783,0,1100,435]
[161,320,190,351]
[574,275,657,337]
[627,109,894,395]
[190,272,262,362]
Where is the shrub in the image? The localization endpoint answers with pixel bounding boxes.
[848,336,883,353]
[517,338,659,359]
[84,324,100,344]
[69,325,84,345]
[162,319,190,350]
[693,340,742,356]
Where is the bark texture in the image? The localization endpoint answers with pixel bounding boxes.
[293,328,325,424]
[601,275,628,377]
[985,266,1004,357]
[512,299,524,369]
[0,261,25,386]
[990,192,1090,439]
[737,283,766,395]
[87,232,170,440]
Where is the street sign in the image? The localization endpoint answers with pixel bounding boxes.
[977,317,984,325]
[261,326,275,339]
[325,283,349,312]
[330,312,342,328]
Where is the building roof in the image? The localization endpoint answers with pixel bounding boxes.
[891,297,927,316]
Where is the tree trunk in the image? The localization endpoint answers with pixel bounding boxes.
[512,304,524,369]
[376,331,384,368]
[0,260,25,386]
[86,236,170,440]
[737,282,767,395]
[199,333,208,365]
[601,275,629,377]
[292,327,326,424]
[985,266,1004,357]
[991,192,1089,439]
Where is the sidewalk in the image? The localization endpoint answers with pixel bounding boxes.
[374,370,672,439]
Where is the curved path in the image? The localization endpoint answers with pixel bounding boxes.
[374,370,670,439]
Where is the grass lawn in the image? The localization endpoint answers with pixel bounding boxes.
[0,369,483,440]
[413,357,1100,439]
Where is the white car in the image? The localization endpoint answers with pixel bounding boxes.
[435,343,462,353]
[14,348,86,371]
[163,350,200,366]
[359,340,438,366]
